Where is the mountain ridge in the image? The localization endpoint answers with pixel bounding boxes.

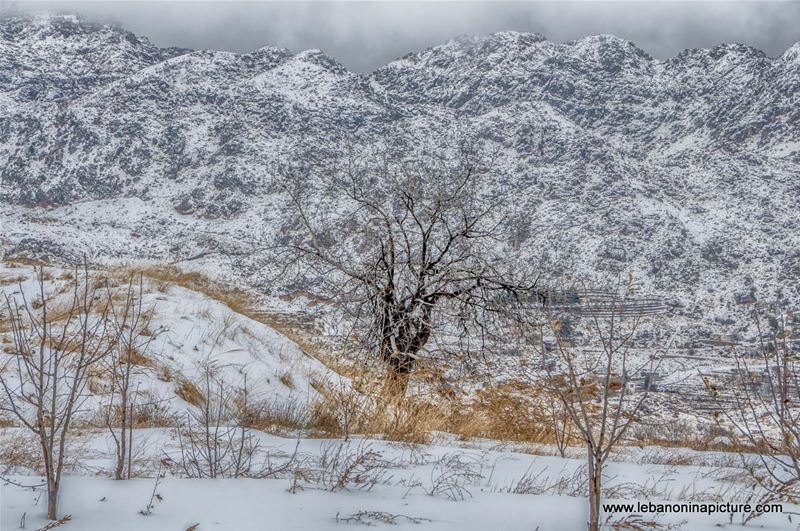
[1,13,799,336]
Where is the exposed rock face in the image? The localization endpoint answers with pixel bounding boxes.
[1,15,798,328]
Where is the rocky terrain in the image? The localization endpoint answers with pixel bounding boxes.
[1,14,799,338]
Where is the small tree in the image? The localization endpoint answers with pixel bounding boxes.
[516,281,669,531]
[709,308,800,509]
[0,266,115,519]
[103,273,157,480]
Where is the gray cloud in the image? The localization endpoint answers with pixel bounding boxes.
[4,1,800,71]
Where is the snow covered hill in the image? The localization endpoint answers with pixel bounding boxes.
[0,262,331,425]
[1,13,799,337]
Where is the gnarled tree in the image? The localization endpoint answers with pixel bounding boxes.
[279,140,540,392]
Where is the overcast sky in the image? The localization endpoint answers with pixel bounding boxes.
[4,1,800,71]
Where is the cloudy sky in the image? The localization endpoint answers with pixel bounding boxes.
[3,1,800,71]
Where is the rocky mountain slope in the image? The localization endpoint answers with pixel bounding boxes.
[1,14,799,335]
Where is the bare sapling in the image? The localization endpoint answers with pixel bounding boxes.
[104,273,158,480]
[515,278,671,531]
[175,367,297,478]
[709,307,800,518]
[0,265,116,520]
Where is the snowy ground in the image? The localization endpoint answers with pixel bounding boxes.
[1,429,797,531]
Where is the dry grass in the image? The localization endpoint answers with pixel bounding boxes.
[175,379,205,407]
[629,420,749,453]
[156,365,173,382]
[136,266,251,314]
[461,381,565,443]
[236,394,313,432]
[279,372,295,389]
[131,399,174,428]
[87,367,112,395]
[122,348,154,367]
[0,274,27,287]
[309,380,434,441]
[306,376,571,446]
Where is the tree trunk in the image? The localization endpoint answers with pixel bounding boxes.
[47,481,58,520]
[587,447,602,531]
[115,391,128,480]
[381,347,415,398]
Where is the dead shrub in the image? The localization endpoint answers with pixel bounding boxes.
[425,452,484,501]
[0,430,45,475]
[336,511,431,526]
[315,440,391,491]
[504,465,589,497]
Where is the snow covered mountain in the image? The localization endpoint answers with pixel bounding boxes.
[1,14,799,333]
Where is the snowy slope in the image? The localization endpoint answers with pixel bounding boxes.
[0,263,332,423]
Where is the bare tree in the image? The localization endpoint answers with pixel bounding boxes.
[709,308,800,508]
[103,273,157,480]
[514,280,670,531]
[279,141,540,393]
[0,266,115,520]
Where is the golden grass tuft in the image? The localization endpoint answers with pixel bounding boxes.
[279,372,295,389]
[176,379,205,406]
[0,274,27,287]
[307,374,580,446]
[309,378,455,444]
[121,348,154,367]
